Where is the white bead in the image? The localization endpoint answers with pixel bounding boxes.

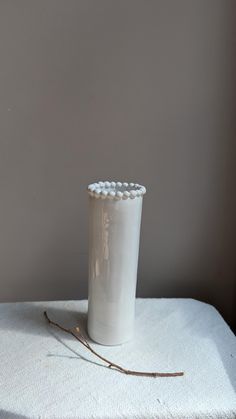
[111,181,116,188]
[117,182,122,187]
[116,191,123,199]
[130,190,137,199]
[95,188,101,194]
[123,182,128,188]
[123,191,130,199]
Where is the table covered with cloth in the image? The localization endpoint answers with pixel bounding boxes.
[0,298,235,418]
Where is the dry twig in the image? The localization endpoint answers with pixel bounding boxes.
[44,311,184,378]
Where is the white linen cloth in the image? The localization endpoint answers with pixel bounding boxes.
[0,298,235,419]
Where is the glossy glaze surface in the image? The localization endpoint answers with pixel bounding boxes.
[87,181,145,345]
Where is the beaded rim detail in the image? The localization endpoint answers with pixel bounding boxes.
[87,181,146,200]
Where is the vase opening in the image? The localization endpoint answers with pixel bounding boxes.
[87,181,146,200]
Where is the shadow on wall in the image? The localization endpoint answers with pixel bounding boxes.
[138,132,236,332]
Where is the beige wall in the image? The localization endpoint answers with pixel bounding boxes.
[0,1,235,327]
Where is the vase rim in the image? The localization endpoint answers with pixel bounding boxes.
[87,181,146,200]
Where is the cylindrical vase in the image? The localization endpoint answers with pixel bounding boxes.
[87,180,146,345]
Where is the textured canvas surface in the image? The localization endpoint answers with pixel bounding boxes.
[0,298,235,418]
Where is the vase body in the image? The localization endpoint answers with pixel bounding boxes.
[87,181,146,345]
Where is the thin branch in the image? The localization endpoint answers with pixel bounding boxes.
[44,311,184,378]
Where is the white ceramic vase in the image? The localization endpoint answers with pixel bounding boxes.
[87,181,146,345]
